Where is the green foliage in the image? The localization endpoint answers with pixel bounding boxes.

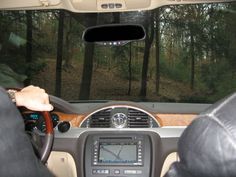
[160,56,189,83]
[118,59,142,81]
[199,60,236,102]
[112,44,142,81]
[1,3,236,102]
[25,59,47,79]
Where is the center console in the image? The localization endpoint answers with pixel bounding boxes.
[84,133,151,177]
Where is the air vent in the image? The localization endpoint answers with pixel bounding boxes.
[90,108,111,128]
[127,109,150,128]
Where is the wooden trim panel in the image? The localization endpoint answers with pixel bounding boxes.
[54,112,85,127]
[22,111,197,127]
[57,112,197,127]
[156,114,197,126]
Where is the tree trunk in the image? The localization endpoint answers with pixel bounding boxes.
[155,9,160,95]
[128,43,132,95]
[25,11,33,85]
[140,12,154,97]
[79,14,97,100]
[79,43,95,100]
[190,25,195,90]
[55,10,64,97]
[64,16,73,70]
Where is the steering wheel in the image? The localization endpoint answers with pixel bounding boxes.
[8,88,54,164]
[37,111,54,164]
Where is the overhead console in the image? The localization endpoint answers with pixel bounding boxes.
[70,0,151,12]
[84,133,151,177]
[1,0,230,12]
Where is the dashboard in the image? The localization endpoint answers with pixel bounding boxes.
[22,105,161,133]
[21,97,199,133]
[19,96,211,177]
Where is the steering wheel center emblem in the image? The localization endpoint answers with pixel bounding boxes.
[111,113,128,128]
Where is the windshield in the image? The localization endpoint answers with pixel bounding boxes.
[0,2,236,103]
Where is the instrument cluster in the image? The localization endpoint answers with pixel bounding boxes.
[23,112,59,132]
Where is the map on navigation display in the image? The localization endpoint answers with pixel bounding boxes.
[98,143,137,163]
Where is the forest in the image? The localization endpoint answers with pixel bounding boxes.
[0,2,236,103]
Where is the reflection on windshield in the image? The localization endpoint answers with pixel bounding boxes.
[0,3,236,103]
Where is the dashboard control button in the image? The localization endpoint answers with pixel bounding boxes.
[104,170,109,174]
[136,170,142,174]
[96,169,101,174]
[92,169,97,174]
[114,169,120,174]
[124,170,137,174]
[92,169,109,174]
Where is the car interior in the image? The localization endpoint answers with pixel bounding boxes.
[0,0,236,177]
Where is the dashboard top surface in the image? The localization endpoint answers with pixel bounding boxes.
[21,96,208,132]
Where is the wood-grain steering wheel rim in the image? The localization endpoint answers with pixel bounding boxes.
[40,111,54,164]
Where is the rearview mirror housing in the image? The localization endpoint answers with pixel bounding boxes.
[82,24,146,46]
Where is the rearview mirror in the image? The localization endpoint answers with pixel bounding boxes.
[82,24,145,46]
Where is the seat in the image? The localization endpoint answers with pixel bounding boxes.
[164,93,236,177]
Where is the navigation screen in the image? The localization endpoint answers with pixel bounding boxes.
[98,142,137,163]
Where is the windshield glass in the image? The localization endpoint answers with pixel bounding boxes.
[0,2,236,103]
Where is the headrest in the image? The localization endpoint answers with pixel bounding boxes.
[165,93,236,177]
